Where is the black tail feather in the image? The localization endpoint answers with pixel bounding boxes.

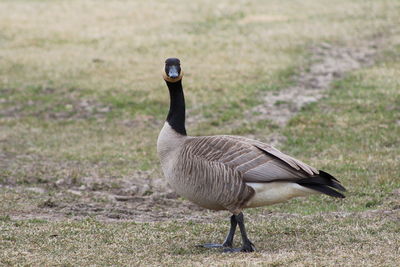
[297,170,346,198]
[301,184,345,198]
[319,170,346,192]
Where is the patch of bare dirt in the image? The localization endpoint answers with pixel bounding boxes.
[8,185,221,223]
[249,39,384,126]
[0,153,217,222]
[56,193,215,222]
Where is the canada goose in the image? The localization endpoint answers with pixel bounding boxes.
[157,58,346,252]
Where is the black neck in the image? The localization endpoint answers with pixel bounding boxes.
[166,79,187,135]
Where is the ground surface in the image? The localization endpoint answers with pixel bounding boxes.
[1,0,400,266]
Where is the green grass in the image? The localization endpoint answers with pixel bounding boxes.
[1,0,400,266]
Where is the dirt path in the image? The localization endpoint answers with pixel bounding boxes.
[249,39,383,126]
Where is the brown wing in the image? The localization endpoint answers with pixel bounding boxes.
[184,135,318,183]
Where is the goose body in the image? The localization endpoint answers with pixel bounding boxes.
[158,123,344,214]
[157,58,346,252]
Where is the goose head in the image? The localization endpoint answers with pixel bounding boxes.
[163,58,183,83]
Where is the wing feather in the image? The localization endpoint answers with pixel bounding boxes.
[183,135,318,183]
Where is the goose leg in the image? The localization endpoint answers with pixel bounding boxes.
[224,212,255,253]
[236,212,256,252]
[200,214,237,248]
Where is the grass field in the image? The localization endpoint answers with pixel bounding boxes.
[1,0,400,266]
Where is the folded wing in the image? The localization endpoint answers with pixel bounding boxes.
[184,135,345,197]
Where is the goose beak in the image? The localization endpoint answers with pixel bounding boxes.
[168,65,179,78]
